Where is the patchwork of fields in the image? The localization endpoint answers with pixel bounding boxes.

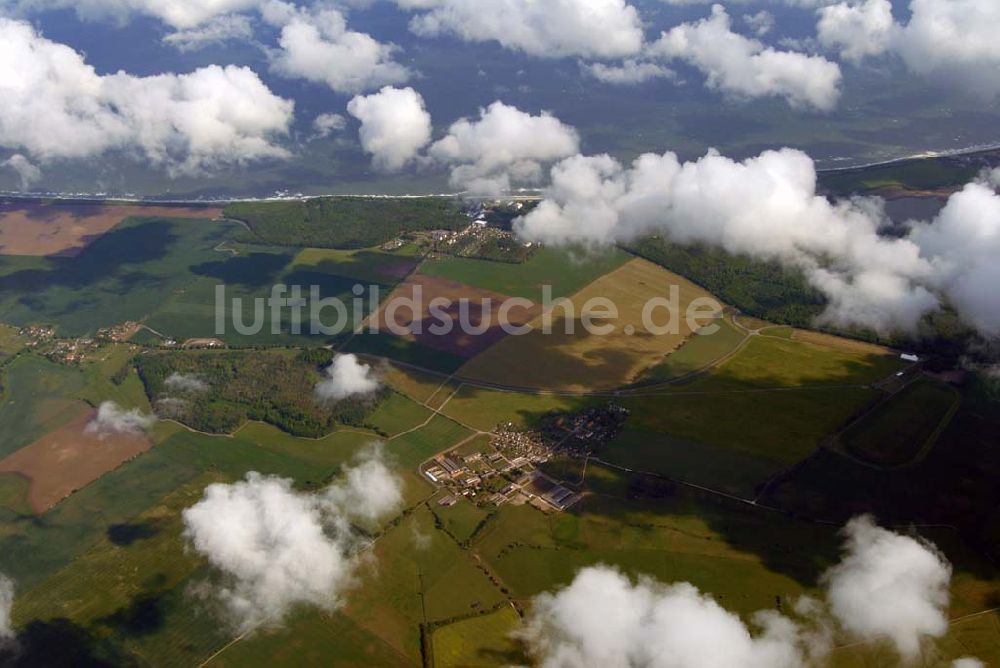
[0,200,997,666]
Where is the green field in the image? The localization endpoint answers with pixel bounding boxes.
[0,324,25,357]
[599,428,786,497]
[418,247,631,300]
[367,391,434,437]
[685,334,902,391]
[432,606,523,668]
[291,246,420,285]
[634,318,747,384]
[431,497,493,545]
[382,363,450,404]
[0,217,236,336]
[0,215,415,345]
[842,377,960,467]
[386,415,474,468]
[0,473,31,515]
[0,355,87,459]
[474,471,840,611]
[211,609,409,667]
[341,505,508,664]
[144,251,391,348]
[620,386,880,464]
[442,386,598,432]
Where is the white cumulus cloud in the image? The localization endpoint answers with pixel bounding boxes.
[162,13,256,52]
[346,86,432,172]
[86,401,156,436]
[824,515,951,660]
[0,19,293,175]
[583,60,676,85]
[395,0,645,59]
[267,3,411,94]
[524,516,964,667]
[1,154,41,190]
[10,0,262,29]
[648,4,842,111]
[817,0,894,64]
[515,147,941,335]
[428,101,580,195]
[907,178,1000,339]
[523,567,825,668]
[315,354,382,401]
[312,113,347,139]
[817,0,1000,97]
[515,146,1000,337]
[182,446,402,632]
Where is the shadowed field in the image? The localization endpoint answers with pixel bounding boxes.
[0,203,221,257]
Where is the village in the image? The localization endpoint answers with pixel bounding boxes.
[383,199,539,263]
[18,322,141,365]
[422,402,631,513]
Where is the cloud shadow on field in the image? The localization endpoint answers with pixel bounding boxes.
[99,593,167,637]
[191,252,294,288]
[0,618,124,667]
[107,520,162,547]
[0,221,176,295]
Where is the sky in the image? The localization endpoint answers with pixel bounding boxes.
[1,0,999,198]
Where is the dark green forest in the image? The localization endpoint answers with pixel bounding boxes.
[623,237,827,327]
[136,349,384,437]
[224,197,467,249]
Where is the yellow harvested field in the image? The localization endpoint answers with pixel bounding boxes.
[791,329,895,356]
[457,258,723,391]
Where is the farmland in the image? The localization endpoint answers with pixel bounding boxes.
[368,273,541,358]
[0,408,152,513]
[457,258,723,391]
[419,246,631,301]
[0,216,239,335]
[841,377,960,467]
[0,195,997,667]
[0,202,221,257]
[0,355,87,460]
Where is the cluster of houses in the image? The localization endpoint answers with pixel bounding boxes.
[543,403,632,452]
[423,402,634,513]
[422,425,571,510]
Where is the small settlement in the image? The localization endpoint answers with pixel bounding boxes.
[422,402,630,513]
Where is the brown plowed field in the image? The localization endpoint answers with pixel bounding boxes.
[369,274,541,358]
[0,406,153,513]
